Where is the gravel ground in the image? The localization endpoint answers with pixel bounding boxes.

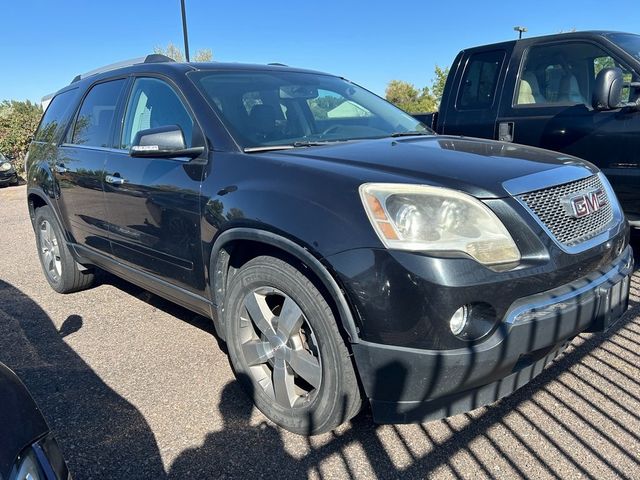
[1,184,639,479]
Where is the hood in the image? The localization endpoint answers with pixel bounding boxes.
[269,136,597,198]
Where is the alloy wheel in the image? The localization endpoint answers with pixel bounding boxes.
[39,219,61,282]
[239,287,322,409]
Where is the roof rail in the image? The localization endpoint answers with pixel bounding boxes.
[70,54,175,83]
[267,62,289,67]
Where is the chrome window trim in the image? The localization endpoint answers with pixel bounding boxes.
[59,144,124,154]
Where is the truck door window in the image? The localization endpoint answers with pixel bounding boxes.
[515,42,635,107]
[457,50,505,110]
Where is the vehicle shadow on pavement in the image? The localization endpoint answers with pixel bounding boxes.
[96,271,227,351]
[1,259,638,478]
[0,279,166,479]
[166,259,640,478]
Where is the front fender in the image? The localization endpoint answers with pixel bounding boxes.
[208,228,361,343]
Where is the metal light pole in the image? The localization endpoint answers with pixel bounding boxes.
[513,26,528,39]
[180,0,190,61]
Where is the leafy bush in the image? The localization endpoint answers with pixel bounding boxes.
[0,100,43,179]
[385,65,449,113]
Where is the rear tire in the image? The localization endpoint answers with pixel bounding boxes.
[224,255,361,435]
[34,206,95,293]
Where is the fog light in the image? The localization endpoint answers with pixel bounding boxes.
[449,306,469,336]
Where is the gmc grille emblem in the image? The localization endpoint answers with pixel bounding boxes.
[562,189,606,218]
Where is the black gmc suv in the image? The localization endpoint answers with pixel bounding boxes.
[26,55,633,434]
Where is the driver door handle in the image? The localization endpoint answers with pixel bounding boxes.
[54,163,69,174]
[498,122,514,142]
[105,174,126,185]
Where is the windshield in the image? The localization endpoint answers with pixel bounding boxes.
[606,33,640,62]
[189,70,429,150]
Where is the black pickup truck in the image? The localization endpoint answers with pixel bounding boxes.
[415,31,640,226]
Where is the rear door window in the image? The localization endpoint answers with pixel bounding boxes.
[35,89,78,143]
[71,79,126,147]
[457,50,505,110]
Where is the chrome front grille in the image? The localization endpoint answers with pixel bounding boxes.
[518,175,614,247]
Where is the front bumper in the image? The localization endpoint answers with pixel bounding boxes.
[350,245,633,424]
[0,170,18,185]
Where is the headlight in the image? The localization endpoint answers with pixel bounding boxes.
[0,161,12,172]
[359,183,521,265]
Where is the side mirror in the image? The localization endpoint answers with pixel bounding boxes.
[592,68,624,111]
[130,125,204,159]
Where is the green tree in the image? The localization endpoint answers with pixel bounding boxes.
[385,65,450,113]
[0,100,43,177]
[153,42,213,62]
[385,80,436,113]
[431,65,450,107]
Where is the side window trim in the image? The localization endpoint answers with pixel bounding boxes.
[117,73,202,152]
[109,76,134,151]
[64,76,129,149]
[511,39,635,109]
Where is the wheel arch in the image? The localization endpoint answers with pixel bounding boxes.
[28,188,80,258]
[209,228,360,344]
[27,188,57,228]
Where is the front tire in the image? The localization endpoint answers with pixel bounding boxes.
[34,206,95,293]
[224,255,361,435]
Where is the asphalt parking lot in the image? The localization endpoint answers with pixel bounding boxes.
[1,184,639,479]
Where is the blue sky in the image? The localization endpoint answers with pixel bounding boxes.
[2,0,639,102]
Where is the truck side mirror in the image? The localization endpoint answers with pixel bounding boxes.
[592,68,623,111]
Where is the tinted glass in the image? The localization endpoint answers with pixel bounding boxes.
[121,78,194,149]
[516,42,638,107]
[35,89,78,143]
[191,70,427,149]
[71,79,126,147]
[606,33,640,62]
[457,50,505,109]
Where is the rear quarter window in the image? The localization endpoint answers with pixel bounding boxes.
[34,89,79,143]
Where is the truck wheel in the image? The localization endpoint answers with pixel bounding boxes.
[224,255,361,435]
[34,206,95,293]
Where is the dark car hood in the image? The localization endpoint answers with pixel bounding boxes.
[270,136,597,198]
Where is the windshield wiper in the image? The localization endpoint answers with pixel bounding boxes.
[292,141,336,147]
[243,145,296,153]
[244,141,344,153]
[389,131,434,138]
